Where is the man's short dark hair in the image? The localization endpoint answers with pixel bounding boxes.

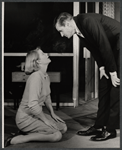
[54,12,73,27]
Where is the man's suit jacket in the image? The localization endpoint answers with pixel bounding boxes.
[73,13,120,73]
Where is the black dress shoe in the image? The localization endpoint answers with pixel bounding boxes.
[90,129,117,141]
[77,126,102,136]
[4,131,21,147]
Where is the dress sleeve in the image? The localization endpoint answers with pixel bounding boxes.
[28,74,43,116]
[45,94,52,104]
[82,17,117,72]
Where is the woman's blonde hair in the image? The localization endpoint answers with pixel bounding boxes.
[25,47,40,74]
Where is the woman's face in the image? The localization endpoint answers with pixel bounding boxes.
[37,50,51,65]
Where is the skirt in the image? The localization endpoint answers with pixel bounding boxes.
[16,107,66,135]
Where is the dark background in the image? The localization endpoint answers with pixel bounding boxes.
[4,2,73,53]
[4,2,98,100]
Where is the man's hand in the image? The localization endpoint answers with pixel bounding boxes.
[110,72,120,87]
[100,67,109,79]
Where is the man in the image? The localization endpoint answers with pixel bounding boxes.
[55,12,120,141]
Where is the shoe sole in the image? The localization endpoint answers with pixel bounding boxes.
[77,131,102,136]
[91,135,116,141]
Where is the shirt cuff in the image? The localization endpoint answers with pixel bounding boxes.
[99,66,105,71]
[109,71,117,76]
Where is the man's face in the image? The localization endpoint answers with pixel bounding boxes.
[56,21,75,39]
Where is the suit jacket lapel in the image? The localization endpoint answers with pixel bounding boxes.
[73,16,97,49]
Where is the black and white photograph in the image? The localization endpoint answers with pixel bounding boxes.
[2,1,120,148]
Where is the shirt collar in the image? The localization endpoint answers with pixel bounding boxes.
[74,21,85,38]
[38,70,48,80]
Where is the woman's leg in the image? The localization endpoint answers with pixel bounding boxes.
[10,131,62,145]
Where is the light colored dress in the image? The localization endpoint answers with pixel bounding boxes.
[16,70,66,134]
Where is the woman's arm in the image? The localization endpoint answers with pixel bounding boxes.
[44,95,54,115]
[28,102,58,129]
[45,95,65,123]
[28,101,47,122]
[28,74,58,129]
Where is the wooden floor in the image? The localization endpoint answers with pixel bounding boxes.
[4,99,120,148]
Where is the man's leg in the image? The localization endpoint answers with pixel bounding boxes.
[91,49,120,141]
[106,50,120,131]
[106,86,120,131]
[94,76,111,129]
[77,76,111,136]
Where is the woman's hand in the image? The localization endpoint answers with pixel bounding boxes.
[51,113,65,124]
[16,62,25,71]
[21,62,25,71]
[44,120,58,130]
[110,72,120,87]
[100,67,109,79]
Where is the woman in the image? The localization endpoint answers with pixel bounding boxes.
[5,47,67,147]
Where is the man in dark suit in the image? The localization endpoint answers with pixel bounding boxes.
[55,12,120,141]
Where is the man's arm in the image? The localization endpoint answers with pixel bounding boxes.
[82,16,117,72]
[82,16,120,86]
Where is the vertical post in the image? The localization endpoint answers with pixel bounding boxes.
[84,2,91,101]
[84,47,91,101]
[95,2,99,98]
[2,2,4,148]
[73,2,80,107]
[85,2,88,13]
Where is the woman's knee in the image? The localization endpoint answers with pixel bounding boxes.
[52,131,62,142]
[61,125,67,134]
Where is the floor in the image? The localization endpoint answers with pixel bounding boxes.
[4,98,120,148]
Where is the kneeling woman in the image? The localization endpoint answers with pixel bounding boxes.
[5,47,67,147]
